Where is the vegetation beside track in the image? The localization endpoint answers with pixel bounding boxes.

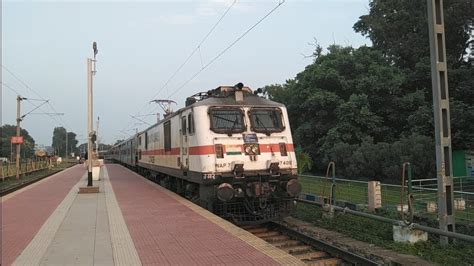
[0,160,77,194]
[292,204,474,265]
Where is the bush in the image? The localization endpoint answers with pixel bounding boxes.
[296,148,313,174]
[322,134,435,183]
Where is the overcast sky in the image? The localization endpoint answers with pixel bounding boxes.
[2,0,370,146]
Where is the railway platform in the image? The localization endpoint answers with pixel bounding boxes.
[1,163,303,266]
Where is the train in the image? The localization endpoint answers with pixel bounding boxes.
[109,83,301,224]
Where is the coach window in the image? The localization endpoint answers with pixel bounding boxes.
[138,136,141,146]
[145,132,148,150]
[188,113,195,134]
[164,121,171,152]
[181,116,187,135]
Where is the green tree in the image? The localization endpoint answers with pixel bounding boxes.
[353,0,473,70]
[353,0,474,150]
[0,124,36,159]
[67,132,79,155]
[51,127,79,157]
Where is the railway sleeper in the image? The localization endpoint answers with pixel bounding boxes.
[246,227,270,234]
[272,239,300,248]
[261,234,291,242]
[253,231,281,238]
[294,251,328,260]
[281,244,313,254]
[305,257,342,266]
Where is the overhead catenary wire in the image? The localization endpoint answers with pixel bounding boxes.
[2,65,73,131]
[119,0,237,138]
[21,100,50,119]
[2,82,64,126]
[167,0,286,99]
[146,0,237,106]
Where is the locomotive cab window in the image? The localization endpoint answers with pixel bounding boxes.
[209,107,245,135]
[249,107,284,134]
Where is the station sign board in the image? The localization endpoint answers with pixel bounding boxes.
[11,136,24,144]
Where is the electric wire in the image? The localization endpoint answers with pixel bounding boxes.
[119,0,237,139]
[167,0,286,99]
[2,65,72,131]
[2,82,64,126]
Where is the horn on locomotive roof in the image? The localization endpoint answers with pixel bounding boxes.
[234,82,244,90]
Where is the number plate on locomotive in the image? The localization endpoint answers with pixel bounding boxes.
[243,133,258,143]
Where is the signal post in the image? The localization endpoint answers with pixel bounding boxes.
[80,42,99,193]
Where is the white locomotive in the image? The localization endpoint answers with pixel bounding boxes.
[110,83,301,224]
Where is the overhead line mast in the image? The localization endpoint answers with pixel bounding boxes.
[427,0,455,244]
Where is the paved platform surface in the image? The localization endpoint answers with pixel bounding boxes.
[1,165,85,266]
[2,163,302,266]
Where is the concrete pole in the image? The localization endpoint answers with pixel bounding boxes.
[87,58,93,187]
[65,131,68,159]
[16,95,22,180]
[96,116,100,153]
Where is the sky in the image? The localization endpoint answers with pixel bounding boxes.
[2,0,371,147]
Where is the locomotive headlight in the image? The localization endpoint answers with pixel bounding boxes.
[245,146,252,154]
[245,144,259,155]
[251,145,259,154]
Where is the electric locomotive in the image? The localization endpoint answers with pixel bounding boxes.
[110,83,301,224]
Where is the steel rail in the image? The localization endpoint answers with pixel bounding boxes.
[267,221,379,265]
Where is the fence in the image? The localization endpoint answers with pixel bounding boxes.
[0,158,52,180]
[299,174,474,224]
[411,176,474,223]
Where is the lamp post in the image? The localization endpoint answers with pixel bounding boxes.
[87,42,98,187]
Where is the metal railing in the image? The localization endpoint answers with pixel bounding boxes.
[411,176,474,223]
[299,174,474,224]
[0,158,53,180]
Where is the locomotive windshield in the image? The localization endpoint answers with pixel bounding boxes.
[249,107,284,134]
[209,107,245,134]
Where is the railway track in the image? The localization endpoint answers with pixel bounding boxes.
[242,222,378,265]
[0,164,75,197]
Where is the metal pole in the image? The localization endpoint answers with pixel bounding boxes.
[65,131,68,159]
[87,58,93,187]
[427,0,455,244]
[16,96,22,180]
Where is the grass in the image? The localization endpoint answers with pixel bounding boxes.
[292,203,474,265]
[299,175,474,222]
[299,175,401,207]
